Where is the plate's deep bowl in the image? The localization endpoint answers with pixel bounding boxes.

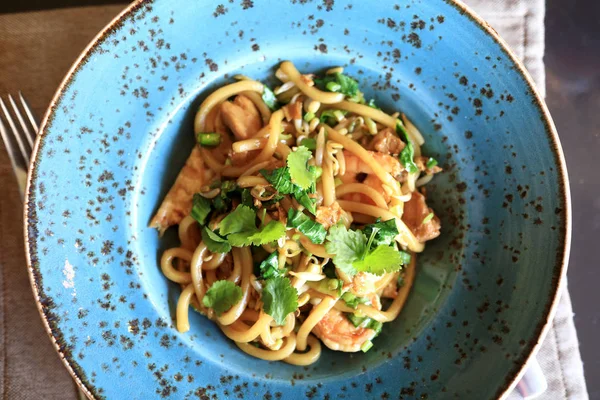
[24,1,569,399]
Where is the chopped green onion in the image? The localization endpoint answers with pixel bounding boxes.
[332,110,346,122]
[328,279,340,290]
[334,177,343,186]
[426,157,438,169]
[318,278,343,297]
[279,133,293,140]
[326,82,342,92]
[262,86,280,111]
[361,340,373,353]
[311,166,323,180]
[341,292,356,303]
[197,133,221,147]
[191,194,212,225]
[422,212,435,224]
[347,313,367,327]
[348,119,359,133]
[303,112,315,122]
[367,320,382,335]
[300,138,317,151]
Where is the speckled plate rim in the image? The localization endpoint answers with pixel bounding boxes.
[22,1,572,399]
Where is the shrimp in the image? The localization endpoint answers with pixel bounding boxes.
[381,277,398,299]
[311,308,377,352]
[349,272,390,302]
[150,147,214,235]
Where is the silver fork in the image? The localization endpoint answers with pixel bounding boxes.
[0,93,88,400]
[0,92,38,197]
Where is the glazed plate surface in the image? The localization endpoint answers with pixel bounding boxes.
[25,0,570,399]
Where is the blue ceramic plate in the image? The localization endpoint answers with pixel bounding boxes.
[25,0,570,399]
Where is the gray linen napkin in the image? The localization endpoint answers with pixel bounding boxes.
[0,1,588,399]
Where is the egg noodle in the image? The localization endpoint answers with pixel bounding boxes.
[151,61,442,364]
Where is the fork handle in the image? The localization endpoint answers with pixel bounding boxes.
[516,357,547,399]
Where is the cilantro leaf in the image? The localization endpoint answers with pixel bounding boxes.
[426,157,438,169]
[219,205,257,236]
[262,86,280,111]
[324,223,367,276]
[287,146,314,190]
[202,280,242,316]
[213,180,239,212]
[261,277,298,325]
[396,120,418,173]
[314,73,359,97]
[261,167,295,194]
[353,245,405,276]
[325,223,407,276]
[227,220,286,247]
[293,188,317,214]
[260,167,317,214]
[362,219,399,248]
[319,109,348,126]
[201,227,231,253]
[300,138,317,151]
[241,188,255,209]
[287,209,327,244]
[191,194,212,225]
[258,252,287,279]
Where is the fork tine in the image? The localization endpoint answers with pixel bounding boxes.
[0,97,29,163]
[19,92,39,137]
[9,94,34,148]
[0,114,27,172]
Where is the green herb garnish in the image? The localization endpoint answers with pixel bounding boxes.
[287,209,327,244]
[396,120,419,173]
[261,277,298,325]
[202,280,242,316]
[197,133,221,147]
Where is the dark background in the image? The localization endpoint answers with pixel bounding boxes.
[2,0,599,397]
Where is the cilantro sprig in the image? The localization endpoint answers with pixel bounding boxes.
[396,120,419,173]
[261,276,298,325]
[324,223,410,276]
[287,209,327,244]
[202,280,242,316]
[219,205,286,247]
[262,86,280,111]
[287,146,314,190]
[260,146,320,214]
[314,73,359,98]
[201,227,232,253]
[258,252,287,279]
